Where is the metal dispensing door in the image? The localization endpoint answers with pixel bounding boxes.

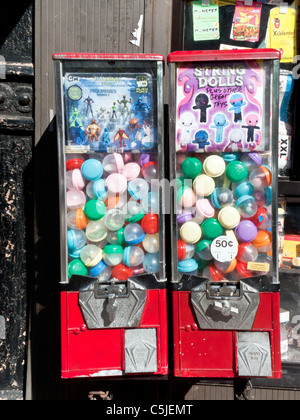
[53,53,167,379]
[168,49,281,378]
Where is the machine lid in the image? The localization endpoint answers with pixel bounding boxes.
[167,48,281,63]
[53,52,165,61]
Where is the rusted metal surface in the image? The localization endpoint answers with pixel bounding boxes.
[0,2,33,400]
[0,135,33,398]
[0,2,33,63]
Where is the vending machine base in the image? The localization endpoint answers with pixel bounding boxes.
[173,276,281,379]
[61,274,168,379]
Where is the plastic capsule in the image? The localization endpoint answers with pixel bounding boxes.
[106,227,125,245]
[178,258,198,276]
[123,246,145,267]
[67,208,88,230]
[81,158,103,181]
[202,263,224,282]
[177,240,195,261]
[66,169,85,191]
[214,258,237,274]
[103,245,123,266]
[249,165,272,188]
[235,195,258,218]
[68,259,88,278]
[210,187,233,209]
[80,244,103,267]
[142,161,158,183]
[67,229,87,252]
[67,190,86,210]
[111,264,133,281]
[102,153,124,174]
[85,219,107,242]
[143,252,160,274]
[89,261,112,282]
[237,242,258,263]
[142,233,160,253]
[103,208,125,231]
[124,223,145,245]
[195,239,213,261]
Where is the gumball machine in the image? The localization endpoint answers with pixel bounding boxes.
[53,53,167,379]
[168,49,281,379]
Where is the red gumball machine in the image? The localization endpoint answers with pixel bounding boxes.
[168,49,281,378]
[53,53,168,379]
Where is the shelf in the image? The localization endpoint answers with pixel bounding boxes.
[278,178,300,199]
[279,259,300,275]
[280,268,300,275]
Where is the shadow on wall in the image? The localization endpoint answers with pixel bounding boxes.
[31,119,67,400]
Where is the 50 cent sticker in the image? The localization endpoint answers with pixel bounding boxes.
[211,235,238,262]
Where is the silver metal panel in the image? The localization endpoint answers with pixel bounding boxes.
[124,328,157,374]
[191,281,260,330]
[79,280,147,329]
[237,332,273,377]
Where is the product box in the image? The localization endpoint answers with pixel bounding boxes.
[283,235,300,261]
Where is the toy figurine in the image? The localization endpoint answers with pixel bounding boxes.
[192,130,210,150]
[85,119,101,142]
[129,118,141,132]
[193,93,211,123]
[118,95,132,115]
[97,107,109,121]
[210,113,229,144]
[114,128,130,148]
[69,107,84,128]
[225,128,244,152]
[132,96,151,115]
[178,112,197,147]
[102,128,110,148]
[140,118,154,148]
[69,107,85,145]
[111,102,118,120]
[242,113,260,143]
[229,93,246,123]
[84,96,95,117]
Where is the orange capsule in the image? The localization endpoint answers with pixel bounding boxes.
[76,208,88,230]
[261,165,272,186]
[105,194,120,209]
[215,258,237,274]
[252,230,271,248]
[252,230,272,253]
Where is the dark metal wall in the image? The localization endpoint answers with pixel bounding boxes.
[0,1,34,400]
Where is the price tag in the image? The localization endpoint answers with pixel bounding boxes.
[211,235,238,262]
